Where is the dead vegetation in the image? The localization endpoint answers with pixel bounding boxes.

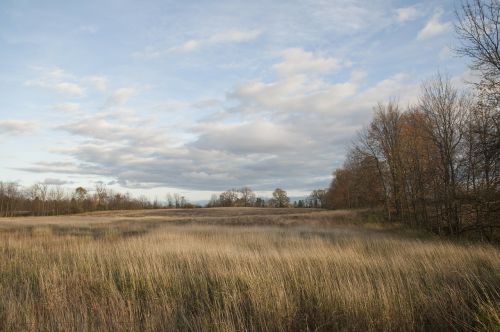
[0,208,498,331]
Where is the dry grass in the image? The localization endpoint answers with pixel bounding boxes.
[0,208,498,331]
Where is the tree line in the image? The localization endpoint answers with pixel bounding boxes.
[326,0,499,239]
[207,187,290,208]
[0,182,172,217]
[0,181,329,216]
[206,187,330,208]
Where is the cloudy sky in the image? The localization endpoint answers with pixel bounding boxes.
[0,0,468,200]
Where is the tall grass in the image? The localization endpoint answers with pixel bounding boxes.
[0,209,498,331]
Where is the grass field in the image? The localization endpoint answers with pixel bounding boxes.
[0,208,498,331]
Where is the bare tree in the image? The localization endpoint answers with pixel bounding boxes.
[165,193,174,208]
[419,74,470,235]
[272,188,289,208]
[308,189,328,208]
[455,0,500,89]
[353,101,404,221]
[173,193,182,208]
[239,187,256,207]
[219,189,239,207]
[94,183,108,210]
[255,197,266,207]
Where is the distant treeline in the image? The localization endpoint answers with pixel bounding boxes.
[0,182,329,217]
[0,182,174,217]
[206,187,329,208]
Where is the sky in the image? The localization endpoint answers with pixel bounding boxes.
[0,0,470,201]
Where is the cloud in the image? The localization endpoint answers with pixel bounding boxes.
[84,75,107,91]
[0,120,37,136]
[135,29,261,58]
[273,48,341,77]
[54,102,80,112]
[395,6,420,23]
[208,30,261,43]
[192,121,310,154]
[18,161,103,176]
[42,178,73,185]
[107,88,136,106]
[169,40,202,53]
[57,116,147,142]
[25,67,85,96]
[20,44,426,193]
[229,73,357,115]
[224,48,353,116]
[54,82,85,95]
[193,99,221,109]
[26,79,85,96]
[172,29,261,53]
[22,64,421,193]
[417,10,452,40]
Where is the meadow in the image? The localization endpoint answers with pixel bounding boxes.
[0,208,498,331]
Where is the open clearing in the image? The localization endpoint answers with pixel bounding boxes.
[0,208,498,331]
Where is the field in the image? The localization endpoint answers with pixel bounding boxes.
[0,208,498,331]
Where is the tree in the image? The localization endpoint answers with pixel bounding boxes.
[308,189,328,208]
[255,197,266,207]
[173,193,182,208]
[327,150,384,211]
[272,188,289,208]
[94,183,108,210]
[419,74,470,235]
[455,0,500,91]
[0,181,165,216]
[219,189,238,207]
[75,187,87,201]
[239,187,256,207]
[166,193,174,208]
[73,187,88,213]
[351,102,406,221]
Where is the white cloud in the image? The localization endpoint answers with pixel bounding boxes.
[108,88,136,105]
[25,79,85,96]
[84,75,107,91]
[23,67,422,192]
[395,6,420,23]
[172,29,261,53]
[193,121,309,154]
[232,76,357,114]
[42,178,73,185]
[208,29,261,43]
[54,82,85,95]
[135,29,261,58]
[169,40,201,53]
[54,102,80,112]
[193,99,221,109]
[0,120,37,135]
[273,48,341,77]
[19,43,431,195]
[25,67,85,96]
[46,67,72,80]
[417,10,452,40]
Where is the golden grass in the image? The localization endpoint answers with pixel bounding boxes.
[0,208,498,331]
